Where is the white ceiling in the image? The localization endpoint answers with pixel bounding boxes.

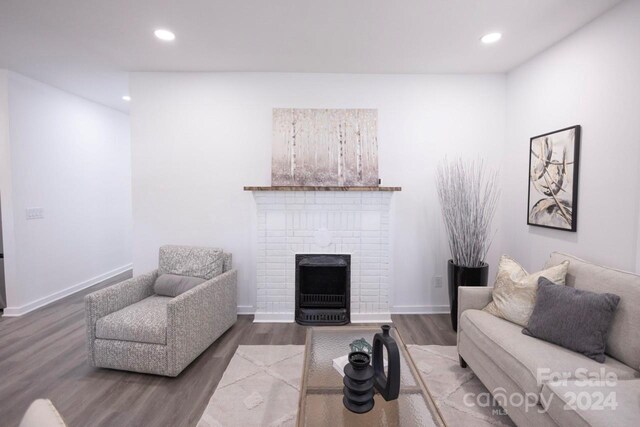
[0,0,622,113]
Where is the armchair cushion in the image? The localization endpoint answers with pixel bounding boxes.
[158,245,223,280]
[96,295,172,345]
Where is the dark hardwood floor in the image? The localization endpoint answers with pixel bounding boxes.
[0,274,456,427]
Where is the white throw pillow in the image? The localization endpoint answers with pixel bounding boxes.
[483,255,569,326]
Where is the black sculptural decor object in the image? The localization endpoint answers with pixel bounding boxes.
[373,325,400,401]
[343,351,375,413]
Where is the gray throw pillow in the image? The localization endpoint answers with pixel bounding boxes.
[522,277,620,363]
[154,274,206,297]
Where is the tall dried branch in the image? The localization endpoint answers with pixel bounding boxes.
[436,158,500,268]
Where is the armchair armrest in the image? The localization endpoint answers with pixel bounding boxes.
[457,286,493,342]
[166,269,237,376]
[85,270,157,365]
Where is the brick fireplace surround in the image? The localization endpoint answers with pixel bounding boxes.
[246,187,401,323]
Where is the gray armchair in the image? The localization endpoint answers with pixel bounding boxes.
[85,246,237,377]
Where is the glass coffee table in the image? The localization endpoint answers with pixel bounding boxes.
[296,326,446,426]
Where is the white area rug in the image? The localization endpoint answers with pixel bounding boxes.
[197,345,513,427]
[407,345,515,427]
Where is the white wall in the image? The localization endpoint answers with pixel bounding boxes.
[0,69,17,310]
[2,72,133,315]
[130,72,506,313]
[503,0,640,272]
[2,1,637,316]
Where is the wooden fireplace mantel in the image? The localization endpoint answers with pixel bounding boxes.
[244,186,401,192]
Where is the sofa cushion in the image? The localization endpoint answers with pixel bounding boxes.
[460,310,639,403]
[158,245,223,280]
[484,255,569,326]
[154,273,206,297]
[545,252,640,370]
[523,277,621,363]
[540,379,640,427]
[96,295,172,345]
[458,333,559,427]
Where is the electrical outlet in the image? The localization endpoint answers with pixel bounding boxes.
[433,275,443,288]
[26,207,44,220]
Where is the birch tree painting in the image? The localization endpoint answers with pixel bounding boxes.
[271,108,378,186]
[527,125,581,231]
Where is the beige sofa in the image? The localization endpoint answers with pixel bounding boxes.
[458,252,640,427]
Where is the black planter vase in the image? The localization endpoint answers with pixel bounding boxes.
[343,351,375,413]
[448,260,489,332]
[373,325,400,401]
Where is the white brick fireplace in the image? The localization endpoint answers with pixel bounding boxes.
[248,188,400,323]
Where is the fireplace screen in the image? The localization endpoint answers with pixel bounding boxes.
[295,254,350,325]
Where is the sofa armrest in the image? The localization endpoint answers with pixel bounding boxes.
[84,270,157,365]
[166,269,237,376]
[457,286,493,345]
[458,286,493,316]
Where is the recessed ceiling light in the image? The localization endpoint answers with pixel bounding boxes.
[154,29,176,41]
[481,32,502,44]
[122,95,131,101]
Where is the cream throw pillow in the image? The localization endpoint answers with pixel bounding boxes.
[483,255,569,326]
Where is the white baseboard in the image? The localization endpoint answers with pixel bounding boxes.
[390,305,450,314]
[237,305,255,315]
[2,264,133,317]
[350,313,393,323]
[253,312,295,323]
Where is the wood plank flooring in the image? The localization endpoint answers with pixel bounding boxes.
[0,274,456,427]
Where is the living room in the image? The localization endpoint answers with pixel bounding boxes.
[1,0,639,426]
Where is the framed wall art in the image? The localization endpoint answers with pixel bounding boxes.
[271,108,378,186]
[527,125,581,231]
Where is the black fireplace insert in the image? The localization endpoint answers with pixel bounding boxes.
[295,254,350,325]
